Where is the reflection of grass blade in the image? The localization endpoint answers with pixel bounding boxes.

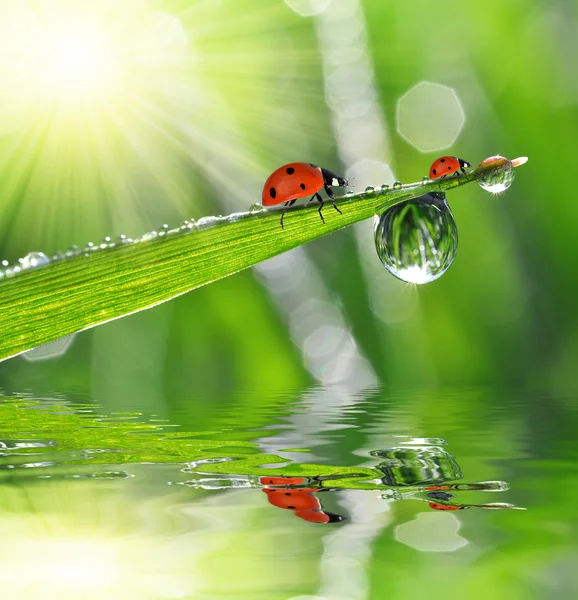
[0,156,526,361]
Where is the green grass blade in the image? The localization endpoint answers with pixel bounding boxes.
[0,156,527,361]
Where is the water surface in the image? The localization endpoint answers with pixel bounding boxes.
[0,387,576,599]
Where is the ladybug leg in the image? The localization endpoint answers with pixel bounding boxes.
[313,193,325,224]
[324,185,343,215]
[280,199,296,229]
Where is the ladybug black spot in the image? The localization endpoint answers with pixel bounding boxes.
[285,493,291,496]
[270,187,277,199]
[300,183,306,190]
[287,505,296,509]
[286,167,295,175]
[448,166,452,170]
[440,158,446,163]
[432,169,437,176]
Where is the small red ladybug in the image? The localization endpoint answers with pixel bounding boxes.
[429,156,471,181]
[260,476,345,523]
[262,162,348,229]
[428,501,468,511]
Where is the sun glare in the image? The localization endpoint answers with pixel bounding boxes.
[39,25,116,99]
[0,0,306,252]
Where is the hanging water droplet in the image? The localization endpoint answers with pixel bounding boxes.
[20,252,50,269]
[381,184,390,192]
[249,204,263,213]
[393,181,402,190]
[478,156,515,193]
[365,186,376,196]
[374,192,458,284]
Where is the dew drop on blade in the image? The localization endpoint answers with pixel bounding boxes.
[20,252,50,269]
[374,192,458,284]
[477,156,515,193]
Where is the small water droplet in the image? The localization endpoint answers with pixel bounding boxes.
[374,192,458,284]
[380,184,390,192]
[100,236,113,249]
[180,219,196,232]
[116,234,130,245]
[52,251,64,261]
[422,176,430,185]
[5,265,22,277]
[393,181,402,190]
[196,216,220,230]
[65,245,79,258]
[157,224,169,236]
[227,212,246,223]
[365,186,375,196]
[20,252,50,269]
[478,157,515,193]
[141,231,158,242]
[1,260,9,267]
[249,204,263,213]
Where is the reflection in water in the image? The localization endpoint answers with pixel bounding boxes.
[0,390,535,599]
[261,477,345,523]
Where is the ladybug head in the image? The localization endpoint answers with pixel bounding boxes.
[321,168,348,188]
[458,158,471,169]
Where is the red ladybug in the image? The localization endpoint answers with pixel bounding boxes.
[428,501,468,511]
[262,162,348,229]
[260,476,345,523]
[429,156,471,180]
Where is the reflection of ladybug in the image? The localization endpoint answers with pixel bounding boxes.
[426,491,454,501]
[428,501,468,511]
[260,476,345,523]
[261,163,347,229]
[429,156,471,180]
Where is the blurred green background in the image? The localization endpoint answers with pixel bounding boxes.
[0,0,577,598]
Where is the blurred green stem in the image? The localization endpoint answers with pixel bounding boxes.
[0,156,526,362]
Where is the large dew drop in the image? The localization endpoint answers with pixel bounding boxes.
[477,155,515,193]
[374,192,458,284]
